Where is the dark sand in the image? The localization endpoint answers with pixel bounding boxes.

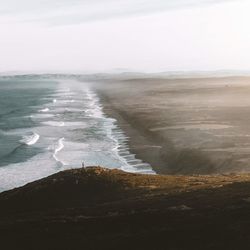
[2,167,250,249]
[91,76,250,174]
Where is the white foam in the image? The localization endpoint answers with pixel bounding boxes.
[53,138,66,165]
[63,121,85,127]
[0,154,59,192]
[33,113,54,119]
[84,88,155,174]
[62,99,75,103]
[43,121,65,127]
[39,108,50,112]
[20,132,40,146]
[85,90,104,118]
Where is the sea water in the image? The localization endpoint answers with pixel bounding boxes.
[0,78,154,192]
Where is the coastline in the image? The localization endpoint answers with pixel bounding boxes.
[92,76,250,175]
[4,76,250,249]
[96,90,165,174]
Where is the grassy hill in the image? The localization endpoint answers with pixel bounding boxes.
[1,167,250,249]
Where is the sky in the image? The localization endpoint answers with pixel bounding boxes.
[0,0,250,73]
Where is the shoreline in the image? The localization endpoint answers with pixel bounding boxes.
[91,76,250,175]
[97,91,166,174]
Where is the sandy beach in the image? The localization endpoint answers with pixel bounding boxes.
[92,76,250,174]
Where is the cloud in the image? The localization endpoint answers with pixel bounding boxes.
[0,0,238,25]
[1,0,250,73]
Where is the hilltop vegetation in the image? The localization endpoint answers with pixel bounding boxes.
[2,167,250,249]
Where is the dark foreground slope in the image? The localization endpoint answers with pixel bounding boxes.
[2,167,250,249]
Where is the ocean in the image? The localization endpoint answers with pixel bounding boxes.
[0,78,153,192]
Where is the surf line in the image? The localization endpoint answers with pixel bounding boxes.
[20,132,40,146]
[53,137,66,166]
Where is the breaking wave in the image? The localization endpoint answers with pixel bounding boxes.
[53,138,66,166]
[20,132,40,146]
[43,121,65,127]
[39,108,50,112]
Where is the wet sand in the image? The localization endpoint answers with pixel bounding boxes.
[92,76,250,174]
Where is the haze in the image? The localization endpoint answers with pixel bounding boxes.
[0,0,250,73]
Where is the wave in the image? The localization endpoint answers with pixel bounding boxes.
[85,89,149,173]
[53,138,66,166]
[0,109,20,119]
[20,132,40,146]
[0,145,23,162]
[53,99,57,103]
[61,100,75,103]
[85,107,103,118]
[33,113,54,119]
[85,90,104,118]
[43,121,65,127]
[39,108,50,112]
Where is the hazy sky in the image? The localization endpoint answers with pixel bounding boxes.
[0,0,250,73]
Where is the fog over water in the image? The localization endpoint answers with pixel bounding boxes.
[1,0,250,73]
